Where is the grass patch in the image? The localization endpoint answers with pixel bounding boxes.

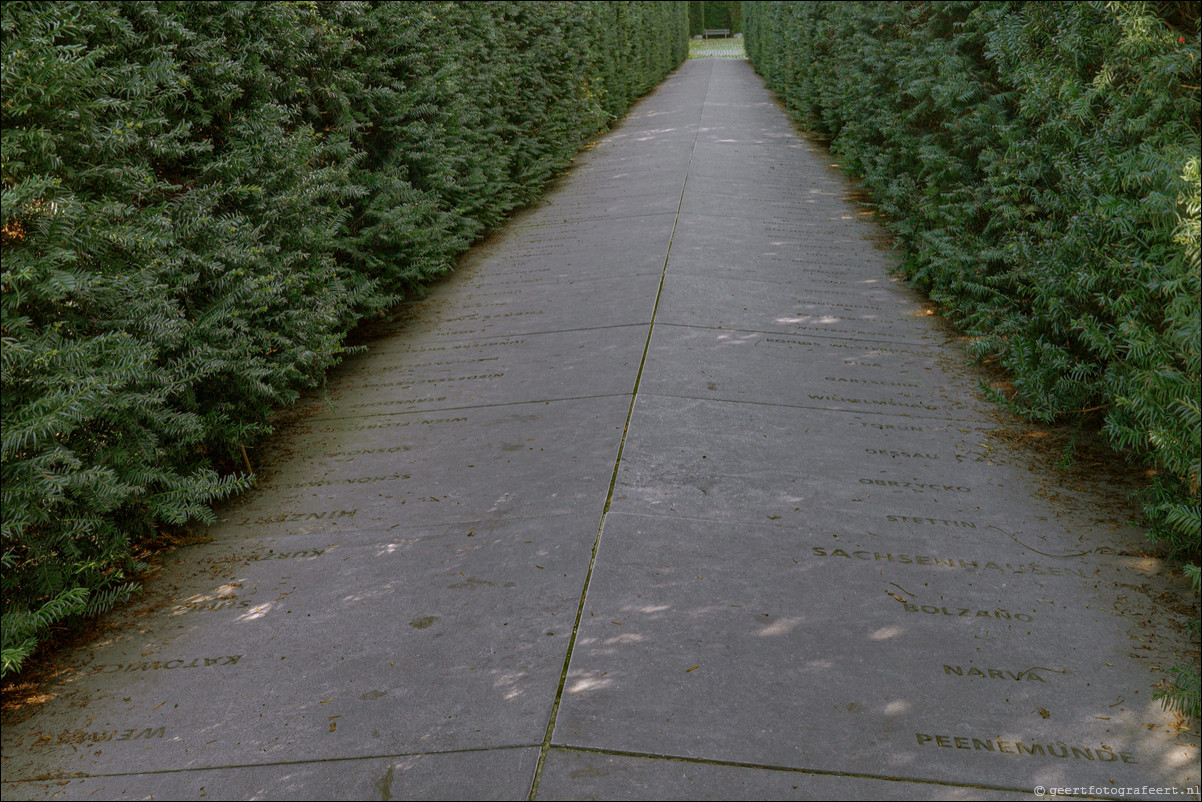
[688,37,745,59]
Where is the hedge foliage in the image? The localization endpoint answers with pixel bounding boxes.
[0,0,688,676]
[745,0,1199,715]
[689,1,743,35]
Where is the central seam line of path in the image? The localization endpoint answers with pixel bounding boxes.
[527,60,713,801]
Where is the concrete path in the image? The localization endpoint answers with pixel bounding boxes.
[3,59,1199,801]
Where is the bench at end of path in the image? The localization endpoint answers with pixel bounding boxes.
[703,28,731,38]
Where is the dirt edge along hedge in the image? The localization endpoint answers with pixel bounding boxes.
[744,0,1199,716]
[0,1,690,676]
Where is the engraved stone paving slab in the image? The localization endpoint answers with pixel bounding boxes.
[10,749,541,801]
[655,273,944,344]
[1,520,590,778]
[370,273,666,342]
[551,512,1195,793]
[300,325,648,419]
[662,214,900,284]
[4,58,1197,802]
[637,324,988,417]
[215,397,630,536]
[536,749,1040,801]
[605,396,1132,555]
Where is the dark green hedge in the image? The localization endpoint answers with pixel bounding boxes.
[689,1,743,35]
[745,0,1199,715]
[0,0,688,675]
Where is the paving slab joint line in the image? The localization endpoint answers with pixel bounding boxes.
[635,391,987,425]
[0,744,538,783]
[511,209,681,227]
[305,392,634,422]
[371,322,660,345]
[527,61,712,802]
[543,746,1110,800]
[654,321,941,349]
[654,321,952,349]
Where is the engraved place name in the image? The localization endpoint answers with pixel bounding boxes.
[418,355,504,368]
[88,655,242,673]
[174,597,253,613]
[283,473,408,490]
[401,339,526,355]
[865,448,939,460]
[915,733,1136,764]
[764,337,821,348]
[20,727,167,748]
[788,261,861,273]
[493,263,554,275]
[519,223,587,234]
[505,250,563,261]
[431,328,482,337]
[824,341,933,358]
[329,445,410,458]
[505,244,567,257]
[789,246,881,258]
[886,515,976,526]
[459,286,526,300]
[788,243,873,255]
[560,193,628,205]
[445,310,543,323]
[778,238,861,250]
[449,340,524,351]
[238,509,357,526]
[465,274,546,290]
[522,229,584,239]
[764,211,822,221]
[902,603,1034,622]
[809,547,1096,579]
[795,284,894,297]
[248,548,326,561]
[808,394,938,410]
[357,373,504,390]
[351,397,447,410]
[857,422,925,432]
[514,225,579,236]
[480,310,544,321]
[826,376,920,388]
[782,314,888,328]
[797,301,884,312]
[765,223,836,234]
[365,318,479,337]
[445,299,514,311]
[336,395,441,408]
[472,277,555,293]
[943,665,1046,682]
[380,356,499,370]
[860,480,970,493]
[370,322,469,338]
[350,416,467,431]
[744,204,814,215]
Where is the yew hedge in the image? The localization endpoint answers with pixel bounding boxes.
[0,0,688,676]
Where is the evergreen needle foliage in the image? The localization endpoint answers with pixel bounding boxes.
[745,0,1200,718]
[1,0,689,676]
